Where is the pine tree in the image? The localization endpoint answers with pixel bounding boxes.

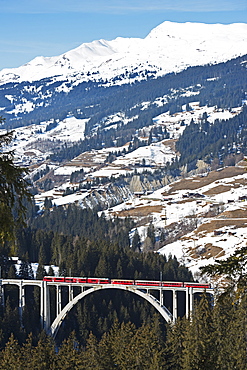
[132,229,141,252]
[95,255,109,277]
[1,297,23,345]
[18,260,30,279]
[56,332,83,369]
[165,318,187,369]
[131,322,165,369]
[0,127,31,278]
[30,331,56,370]
[0,333,22,369]
[20,333,35,369]
[200,245,247,292]
[98,331,115,370]
[182,294,216,370]
[47,266,54,276]
[147,222,156,247]
[232,294,247,369]
[0,127,31,244]
[7,264,17,279]
[36,262,46,280]
[107,321,136,368]
[82,332,103,370]
[44,197,52,210]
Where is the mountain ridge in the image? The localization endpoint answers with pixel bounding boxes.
[1,21,247,86]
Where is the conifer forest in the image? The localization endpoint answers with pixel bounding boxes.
[0,190,247,368]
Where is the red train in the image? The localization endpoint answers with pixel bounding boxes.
[43,276,210,288]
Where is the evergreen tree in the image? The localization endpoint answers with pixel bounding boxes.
[147,222,156,247]
[30,331,56,370]
[1,298,23,345]
[132,229,141,252]
[98,331,115,370]
[0,334,22,369]
[0,127,31,277]
[18,260,33,279]
[20,333,35,369]
[56,332,83,369]
[0,127,31,244]
[36,262,46,280]
[181,294,216,370]
[212,291,246,369]
[44,197,52,209]
[47,266,54,276]
[82,332,103,370]
[7,264,17,279]
[165,318,187,369]
[107,321,136,368]
[130,322,165,369]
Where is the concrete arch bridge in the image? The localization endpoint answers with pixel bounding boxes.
[0,278,213,339]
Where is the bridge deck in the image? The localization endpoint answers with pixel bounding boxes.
[0,279,213,294]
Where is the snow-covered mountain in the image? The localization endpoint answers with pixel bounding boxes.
[1,21,247,86]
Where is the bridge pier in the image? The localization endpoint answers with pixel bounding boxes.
[40,281,45,328]
[69,285,74,302]
[56,285,62,316]
[160,288,164,306]
[18,282,25,325]
[189,288,194,314]
[186,287,189,318]
[189,287,194,313]
[0,280,4,307]
[185,287,194,318]
[173,290,177,322]
[43,282,50,331]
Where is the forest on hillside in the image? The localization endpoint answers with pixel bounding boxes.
[1,54,246,131]
[176,104,247,171]
[0,124,193,357]
[0,201,193,349]
[48,54,247,166]
[1,289,247,369]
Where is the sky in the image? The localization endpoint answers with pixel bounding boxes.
[1,0,247,71]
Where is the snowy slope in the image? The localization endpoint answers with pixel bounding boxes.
[5,100,245,278]
[1,22,247,86]
[104,164,247,278]
[7,102,240,168]
[1,116,88,165]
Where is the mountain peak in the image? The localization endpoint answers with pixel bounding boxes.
[70,39,117,59]
[147,20,247,38]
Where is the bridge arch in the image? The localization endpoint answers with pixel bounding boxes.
[49,285,173,338]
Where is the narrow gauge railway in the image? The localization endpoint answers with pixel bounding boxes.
[43,277,210,289]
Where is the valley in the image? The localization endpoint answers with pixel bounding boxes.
[2,101,246,279]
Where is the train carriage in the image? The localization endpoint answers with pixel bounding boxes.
[111,279,135,285]
[162,281,184,287]
[184,282,211,289]
[87,277,110,284]
[135,280,161,286]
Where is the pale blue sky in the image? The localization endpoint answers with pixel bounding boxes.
[1,0,247,71]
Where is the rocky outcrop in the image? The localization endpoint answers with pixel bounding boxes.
[77,172,178,210]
